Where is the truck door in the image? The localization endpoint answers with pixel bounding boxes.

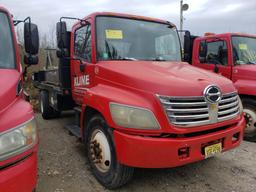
[194,39,232,79]
[71,22,93,104]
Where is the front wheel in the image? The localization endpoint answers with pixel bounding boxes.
[86,115,134,189]
[242,98,256,141]
[40,90,60,119]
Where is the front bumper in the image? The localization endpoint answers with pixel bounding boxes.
[0,152,37,192]
[114,118,245,168]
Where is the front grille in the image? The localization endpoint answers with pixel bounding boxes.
[158,92,240,127]
[218,92,239,120]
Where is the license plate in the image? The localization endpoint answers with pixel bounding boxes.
[204,143,222,158]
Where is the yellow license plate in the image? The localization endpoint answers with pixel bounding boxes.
[204,143,222,158]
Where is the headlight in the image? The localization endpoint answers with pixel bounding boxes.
[0,118,37,161]
[110,103,160,129]
[238,96,243,114]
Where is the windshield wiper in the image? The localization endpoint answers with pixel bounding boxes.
[151,56,166,61]
[105,40,118,59]
[116,57,137,61]
[105,41,137,61]
[248,61,256,64]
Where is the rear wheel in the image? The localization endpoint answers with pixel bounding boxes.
[86,115,134,189]
[40,90,60,119]
[242,98,256,141]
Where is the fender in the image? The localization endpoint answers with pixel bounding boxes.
[0,98,34,133]
[80,84,165,135]
[233,79,256,96]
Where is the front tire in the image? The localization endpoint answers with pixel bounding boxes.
[86,115,134,189]
[242,98,256,141]
[40,90,60,119]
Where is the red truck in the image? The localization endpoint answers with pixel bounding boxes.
[0,6,39,192]
[183,31,256,141]
[33,12,245,189]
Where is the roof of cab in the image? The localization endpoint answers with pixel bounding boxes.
[82,12,176,26]
[0,5,10,14]
[199,32,256,40]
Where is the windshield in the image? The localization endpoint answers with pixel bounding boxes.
[232,36,256,65]
[96,16,181,61]
[0,12,15,69]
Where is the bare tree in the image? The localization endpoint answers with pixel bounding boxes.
[40,32,49,48]
[16,26,24,45]
[48,23,56,48]
[39,23,56,49]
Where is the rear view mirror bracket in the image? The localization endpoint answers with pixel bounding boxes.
[59,16,89,25]
[13,16,31,26]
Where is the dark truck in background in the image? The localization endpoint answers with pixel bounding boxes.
[183,31,256,141]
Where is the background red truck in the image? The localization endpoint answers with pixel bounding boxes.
[183,31,256,141]
[33,12,245,189]
[0,6,39,192]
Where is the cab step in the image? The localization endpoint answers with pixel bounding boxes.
[74,106,82,112]
[65,124,81,138]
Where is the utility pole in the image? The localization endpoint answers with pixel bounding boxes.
[180,0,189,46]
[180,0,189,31]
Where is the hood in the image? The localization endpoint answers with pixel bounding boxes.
[234,65,256,80]
[0,69,20,113]
[97,61,235,96]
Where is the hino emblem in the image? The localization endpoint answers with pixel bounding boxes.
[204,85,222,103]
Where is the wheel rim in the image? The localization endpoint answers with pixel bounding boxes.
[40,97,44,114]
[243,108,256,134]
[90,129,111,173]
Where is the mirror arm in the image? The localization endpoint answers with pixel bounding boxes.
[60,16,89,26]
[13,17,31,26]
[60,16,82,22]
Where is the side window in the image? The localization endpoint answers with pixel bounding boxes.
[74,25,91,62]
[204,41,228,65]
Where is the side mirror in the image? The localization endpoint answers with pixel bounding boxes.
[24,22,39,55]
[199,41,207,63]
[56,21,68,49]
[183,31,191,62]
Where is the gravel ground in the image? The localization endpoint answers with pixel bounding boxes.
[36,113,256,192]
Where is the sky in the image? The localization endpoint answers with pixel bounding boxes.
[1,0,255,39]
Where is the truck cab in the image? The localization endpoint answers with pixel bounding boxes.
[0,6,39,192]
[33,12,245,189]
[184,32,256,141]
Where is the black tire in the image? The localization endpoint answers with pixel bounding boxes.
[40,90,60,119]
[86,115,134,189]
[242,98,256,141]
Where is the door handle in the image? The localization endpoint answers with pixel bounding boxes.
[233,69,238,74]
[80,63,86,72]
